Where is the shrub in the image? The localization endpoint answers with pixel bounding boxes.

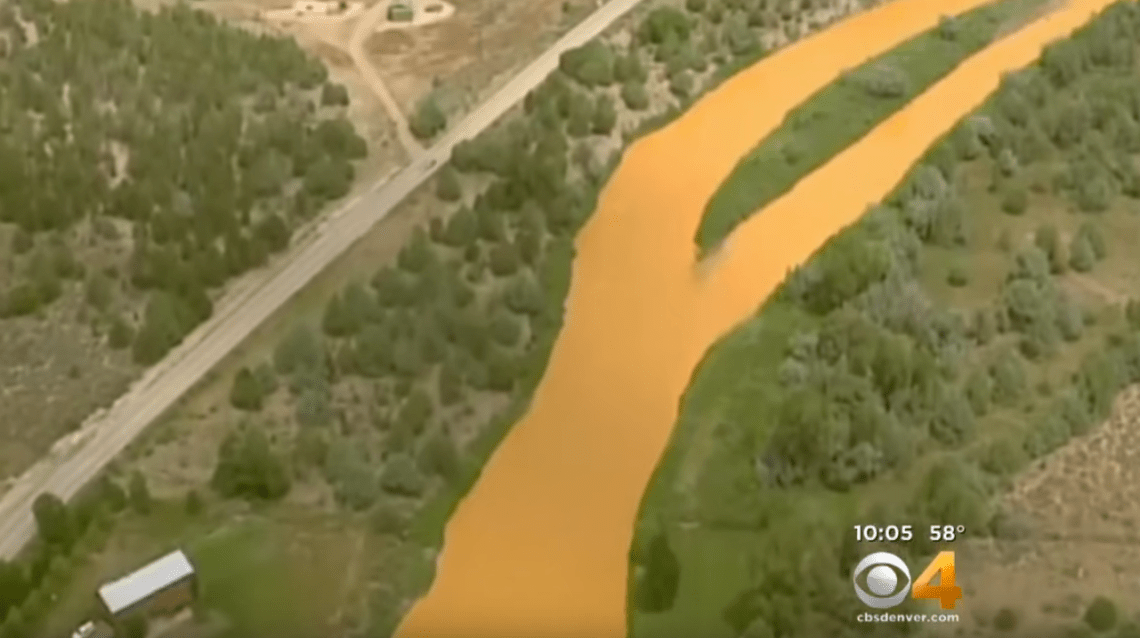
[592,94,617,135]
[567,92,593,137]
[946,266,969,287]
[437,364,463,406]
[254,363,279,396]
[489,311,522,347]
[937,15,960,40]
[107,316,134,350]
[436,166,462,202]
[370,502,407,537]
[639,6,690,45]
[1076,221,1106,260]
[380,454,426,497]
[229,367,264,412]
[669,71,693,99]
[329,452,380,511]
[976,435,1027,477]
[211,429,291,501]
[444,207,478,247]
[993,607,1019,632]
[1001,185,1028,215]
[395,389,433,437]
[410,96,447,140]
[486,350,518,392]
[1084,596,1118,632]
[320,82,350,106]
[397,227,433,273]
[614,53,647,83]
[996,228,1013,252]
[1069,234,1095,272]
[418,433,462,484]
[489,242,521,277]
[621,82,650,111]
[31,494,72,548]
[854,63,909,98]
[558,41,614,86]
[965,369,991,416]
[303,156,353,200]
[295,387,334,428]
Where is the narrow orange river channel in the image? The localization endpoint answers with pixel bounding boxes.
[394,0,1117,635]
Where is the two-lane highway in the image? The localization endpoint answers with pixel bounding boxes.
[0,0,649,559]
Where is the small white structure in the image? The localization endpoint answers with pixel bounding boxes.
[264,0,363,22]
[97,549,198,619]
[70,620,113,638]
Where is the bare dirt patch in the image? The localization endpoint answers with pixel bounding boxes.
[365,0,590,122]
[0,295,136,479]
[928,386,1140,637]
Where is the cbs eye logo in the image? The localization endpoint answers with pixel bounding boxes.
[853,552,911,609]
[852,550,962,610]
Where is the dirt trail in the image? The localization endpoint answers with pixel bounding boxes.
[393,0,1115,636]
[347,1,428,158]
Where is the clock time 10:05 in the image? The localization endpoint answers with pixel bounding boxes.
[854,525,913,542]
[854,525,967,543]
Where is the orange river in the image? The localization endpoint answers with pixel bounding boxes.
[394,0,1117,635]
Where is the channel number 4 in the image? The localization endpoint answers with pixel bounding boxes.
[913,551,963,610]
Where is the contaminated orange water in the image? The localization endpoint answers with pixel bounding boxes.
[393,0,1116,635]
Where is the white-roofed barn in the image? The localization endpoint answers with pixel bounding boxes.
[95,549,199,622]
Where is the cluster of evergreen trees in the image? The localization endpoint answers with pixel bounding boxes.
[0,0,365,368]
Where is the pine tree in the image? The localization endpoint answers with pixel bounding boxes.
[436,166,461,202]
[229,367,264,411]
[1069,234,1095,272]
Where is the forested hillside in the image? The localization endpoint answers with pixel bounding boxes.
[0,0,366,478]
[631,2,1140,637]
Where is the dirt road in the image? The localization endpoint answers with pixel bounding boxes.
[345,0,432,159]
[391,0,1117,636]
[0,0,657,561]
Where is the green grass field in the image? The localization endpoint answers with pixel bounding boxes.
[38,501,371,638]
[694,0,1052,253]
[188,518,347,638]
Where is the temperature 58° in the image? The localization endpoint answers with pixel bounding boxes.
[930,525,966,542]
